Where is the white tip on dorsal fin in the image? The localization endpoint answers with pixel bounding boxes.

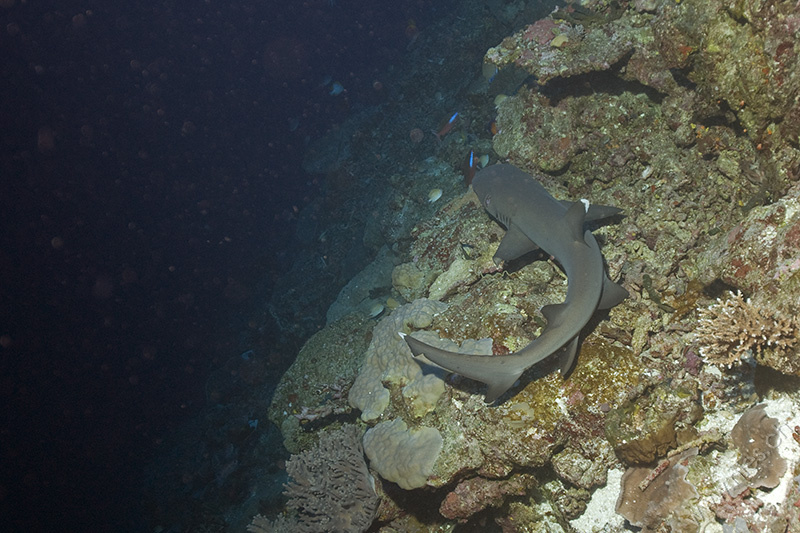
[580,198,590,213]
[564,201,588,243]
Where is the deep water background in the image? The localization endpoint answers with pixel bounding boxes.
[0,0,458,530]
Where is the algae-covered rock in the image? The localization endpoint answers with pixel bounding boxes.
[427,258,475,300]
[696,180,800,306]
[485,14,641,86]
[605,383,703,465]
[268,313,374,453]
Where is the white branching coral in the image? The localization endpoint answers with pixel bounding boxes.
[695,291,798,367]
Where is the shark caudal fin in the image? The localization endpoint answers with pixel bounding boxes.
[400,332,524,403]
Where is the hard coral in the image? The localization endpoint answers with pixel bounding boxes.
[616,447,699,531]
[729,404,787,494]
[696,291,798,368]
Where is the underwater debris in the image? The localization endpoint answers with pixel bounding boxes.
[696,291,798,368]
[729,404,787,494]
[616,447,699,531]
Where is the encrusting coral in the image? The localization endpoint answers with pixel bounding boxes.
[616,447,700,531]
[729,404,787,494]
[247,424,378,533]
[695,291,798,367]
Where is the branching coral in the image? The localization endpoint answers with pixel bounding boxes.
[695,291,798,367]
[247,424,378,533]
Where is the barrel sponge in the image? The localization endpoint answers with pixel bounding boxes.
[348,298,448,422]
[363,418,443,490]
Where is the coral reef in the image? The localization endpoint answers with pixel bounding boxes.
[347,298,451,423]
[363,418,442,491]
[264,0,800,530]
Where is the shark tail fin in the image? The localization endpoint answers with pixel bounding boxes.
[400,332,523,404]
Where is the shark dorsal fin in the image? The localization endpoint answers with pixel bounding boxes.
[564,201,587,243]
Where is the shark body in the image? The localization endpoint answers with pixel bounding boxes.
[402,164,628,403]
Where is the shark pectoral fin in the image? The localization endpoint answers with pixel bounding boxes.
[564,201,588,243]
[598,274,629,310]
[494,224,539,264]
[558,336,581,376]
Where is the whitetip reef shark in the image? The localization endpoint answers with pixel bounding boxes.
[401,164,628,403]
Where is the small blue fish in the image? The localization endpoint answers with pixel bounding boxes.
[435,112,459,139]
[330,82,344,96]
[463,148,477,186]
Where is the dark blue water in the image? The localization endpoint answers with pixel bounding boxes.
[0,0,456,530]
[0,0,569,529]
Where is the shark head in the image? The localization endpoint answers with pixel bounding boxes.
[472,164,520,228]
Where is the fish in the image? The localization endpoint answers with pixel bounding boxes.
[482,61,498,83]
[329,82,344,96]
[434,112,458,140]
[401,164,628,403]
[462,149,477,186]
